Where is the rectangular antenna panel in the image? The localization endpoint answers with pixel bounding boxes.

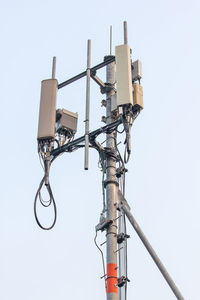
[133,83,143,110]
[132,60,142,82]
[37,79,58,140]
[115,44,133,106]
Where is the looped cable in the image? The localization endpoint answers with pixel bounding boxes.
[124,140,131,164]
[34,176,57,230]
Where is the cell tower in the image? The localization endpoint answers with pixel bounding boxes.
[34,22,185,300]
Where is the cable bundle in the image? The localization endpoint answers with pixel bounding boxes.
[34,175,57,230]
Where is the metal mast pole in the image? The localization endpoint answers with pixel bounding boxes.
[105,55,119,300]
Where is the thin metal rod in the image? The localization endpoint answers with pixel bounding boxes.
[52,56,56,79]
[123,21,128,45]
[110,26,112,55]
[84,40,91,170]
[119,193,185,300]
[57,56,115,89]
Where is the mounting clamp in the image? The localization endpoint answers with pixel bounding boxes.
[117,276,130,288]
[116,166,128,178]
[101,83,114,94]
[96,219,113,232]
[104,179,119,188]
[117,233,130,244]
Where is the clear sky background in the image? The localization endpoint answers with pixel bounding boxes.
[0,0,199,299]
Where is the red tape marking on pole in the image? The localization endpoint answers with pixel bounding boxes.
[107,263,118,294]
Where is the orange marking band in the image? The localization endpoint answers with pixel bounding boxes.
[107,263,118,294]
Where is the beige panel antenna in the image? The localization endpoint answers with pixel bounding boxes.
[133,83,143,110]
[37,79,58,140]
[115,44,133,106]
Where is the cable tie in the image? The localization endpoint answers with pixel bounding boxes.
[106,231,117,237]
[104,179,119,188]
[106,276,118,281]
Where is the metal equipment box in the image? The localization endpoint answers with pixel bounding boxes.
[56,109,78,136]
[37,79,58,140]
[133,83,143,111]
[115,44,133,106]
[132,60,142,82]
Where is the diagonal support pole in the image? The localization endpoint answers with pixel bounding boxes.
[118,190,185,300]
[91,72,105,89]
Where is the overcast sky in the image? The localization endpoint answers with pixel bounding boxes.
[0,0,199,299]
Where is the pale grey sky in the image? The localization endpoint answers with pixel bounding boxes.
[0,0,199,299]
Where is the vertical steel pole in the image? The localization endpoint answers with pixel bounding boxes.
[84,40,91,170]
[105,55,119,300]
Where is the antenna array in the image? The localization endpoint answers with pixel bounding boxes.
[34,21,184,300]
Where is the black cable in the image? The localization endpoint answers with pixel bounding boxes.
[116,136,128,299]
[34,154,58,230]
[114,125,129,299]
[94,231,107,291]
[116,127,125,134]
[124,143,130,164]
[38,181,54,207]
[35,143,70,231]
[114,130,124,168]
[121,108,141,165]
[39,190,52,207]
[123,122,132,164]
[54,139,60,148]
[34,176,57,230]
